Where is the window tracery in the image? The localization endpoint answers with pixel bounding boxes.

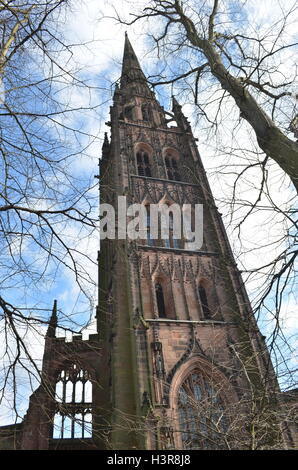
[165,154,181,181]
[137,149,152,177]
[177,370,227,449]
[52,364,92,439]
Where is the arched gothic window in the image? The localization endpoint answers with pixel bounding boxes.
[137,149,152,177]
[198,284,211,318]
[155,283,166,318]
[178,370,227,449]
[164,211,181,249]
[165,155,180,181]
[52,364,92,439]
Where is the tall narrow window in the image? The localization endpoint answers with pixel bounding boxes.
[52,364,93,440]
[137,150,152,177]
[164,211,171,248]
[163,210,181,249]
[177,370,227,449]
[165,155,180,181]
[155,283,166,318]
[146,206,154,246]
[198,284,211,318]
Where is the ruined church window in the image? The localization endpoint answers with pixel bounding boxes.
[155,283,166,318]
[137,149,152,177]
[52,364,93,439]
[177,370,227,449]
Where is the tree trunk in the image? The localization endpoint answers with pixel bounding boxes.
[177,7,298,192]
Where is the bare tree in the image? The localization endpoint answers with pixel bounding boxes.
[105,0,298,391]
[92,337,293,450]
[111,0,298,186]
[0,0,102,420]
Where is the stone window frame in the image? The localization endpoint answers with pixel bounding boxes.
[169,357,236,450]
[135,142,154,177]
[152,275,175,320]
[52,363,93,440]
[163,148,181,181]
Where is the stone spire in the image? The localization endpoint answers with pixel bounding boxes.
[46,299,57,338]
[102,131,109,148]
[120,32,152,97]
[172,95,181,111]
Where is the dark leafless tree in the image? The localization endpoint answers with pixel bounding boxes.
[105,0,298,390]
[0,0,103,420]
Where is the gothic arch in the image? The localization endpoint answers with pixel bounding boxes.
[169,356,236,404]
[135,141,153,154]
[135,142,154,177]
[162,146,180,158]
[152,273,175,319]
[169,357,238,449]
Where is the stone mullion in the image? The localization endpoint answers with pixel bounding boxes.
[166,256,177,320]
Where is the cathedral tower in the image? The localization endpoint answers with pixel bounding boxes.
[97,34,280,450]
[1,34,293,451]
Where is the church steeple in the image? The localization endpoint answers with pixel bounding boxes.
[0,34,286,452]
[46,299,57,338]
[120,33,153,98]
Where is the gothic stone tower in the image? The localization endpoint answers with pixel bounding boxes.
[0,34,291,451]
[97,34,281,450]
